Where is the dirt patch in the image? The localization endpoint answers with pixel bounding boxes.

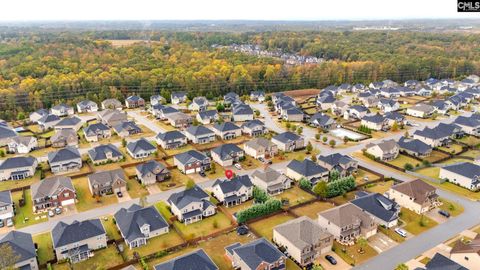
[282,89,321,102]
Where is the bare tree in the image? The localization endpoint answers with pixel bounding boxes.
[0,243,21,270]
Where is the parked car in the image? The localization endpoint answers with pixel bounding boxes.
[117,191,123,198]
[325,255,337,265]
[0,220,4,228]
[234,163,242,170]
[438,209,451,218]
[55,208,62,215]
[48,210,55,217]
[236,225,249,235]
[395,228,407,238]
[199,171,206,177]
[258,157,265,163]
[6,218,13,227]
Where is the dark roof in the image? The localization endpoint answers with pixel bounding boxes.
[167,185,209,210]
[175,150,208,165]
[414,124,460,140]
[310,113,334,126]
[398,137,432,155]
[88,144,123,161]
[197,110,218,120]
[84,123,110,136]
[213,122,240,132]
[113,121,142,133]
[212,175,253,194]
[0,190,12,207]
[185,126,214,137]
[0,231,36,263]
[115,204,169,243]
[171,91,186,99]
[55,116,82,127]
[126,95,144,102]
[211,143,243,160]
[0,156,36,170]
[287,159,327,177]
[423,253,468,270]
[362,114,385,124]
[272,131,301,143]
[230,238,284,269]
[454,116,480,128]
[285,107,304,116]
[31,175,74,200]
[38,114,60,124]
[241,119,265,129]
[47,146,81,163]
[136,160,169,178]
[350,105,370,113]
[442,162,480,181]
[52,219,105,248]
[88,168,126,186]
[155,130,186,142]
[0,125,18,139]
[384,111,405,122]
[351,193,399,223]
[317,153,354,167]
[126,138,156,154]
[154,249,218,270]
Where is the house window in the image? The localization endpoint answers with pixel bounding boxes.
[64,193,70,197]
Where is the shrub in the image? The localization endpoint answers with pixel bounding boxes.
[236,199,282,223]
[299,178,312,191]
[404,163,414,170]
[326,176,356,198]
[253,186,270,203]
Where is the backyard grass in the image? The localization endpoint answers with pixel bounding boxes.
[422,150,450,163]
[207,166,226,180]
[400,208,438,235]
[248,212,295,240]
[69,246,124,270]
[415,167,440,179]
[154,201,174,221]
[387,154,421,169]
[33,232,55,265]
[457,136,480,147]
[155,120,176,131]
[157,169,189,191]
[378,226,405,243]
[272,149,320,163]
[354,169,381,185]
[72,177,118,212]
[290,201,335,219]
[174,212,233,240]
[437,143,464,155]
[126,178,150,198]
[224,200,254,216]
[427,180,480,200]
[332,241,378,266]
[164,145,195,156]
[239,155,263,170]
[419,257,431,265]
[273,186,316,207]
[363,180,395,194]
[130,124,156,139]
[0,170,41,191]
[438,197,464,217]
[458,149,480,159]
[330,191,356,205]
[12,190,48,228]
[101,215,122,241]
[123,230,185,259]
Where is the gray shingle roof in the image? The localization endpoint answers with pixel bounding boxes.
[230,238,284,269]
[212,175,253,194]
[287,159,327,177]
[167,185,209,210]
[442,162,480,181]
[155,131,186,142]
[0,190,12,207]
[114,204,168,243]
[154,249,218,270]
[185,126,214,137]
[213,122,240,132]
[317,153,354,167]
[274,216,332,250]
[351,192,399,223]
[0,156,36,170]
[88,168,126,186]
[241,119,265,129]
[136,160,169,178]
[0,125,18,139]
[113,121,142,134]
[423,253,468,270]
[83,123,109,136]
[272,131,301,144]
[52,219,105,248]
[211,143,243,160]
[0,231,36,263]
[31,175,74,200]
[88,144,123,162]
[398,137,432,155]
[171,91,187,99]
[197,110,218,120]
[126,138,156,154]
[233,104,254,116]
[362,114,385,124]
[174,150,208,165]
[47,146,81,163]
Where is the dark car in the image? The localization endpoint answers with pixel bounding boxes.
[325,255,337,265]
[236,225,249,235]
[117,191,123,198]
[199,171,206,177]
[439,209,450,218]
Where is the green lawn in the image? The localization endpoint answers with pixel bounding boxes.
[33,232,55,265]
[378,226,405,243]
[416,167,440,179]
[354,169,381,185]
[457,136,480,147]
[102,216,122,241]
[67,246,124,270]
[400,208,438,235]
[157,168,189,191]
[330,191,356,205]
[426,180,480,200]
[126,178,149,199]
[123,230,185,260]
[239,155,263,170]
[291,201,335,219]
[272,149,320,163]
[273,186,316,207]
[363,180,395,194]
[249,213,295,240]
[458,149,480,159]
[207,166,226,180]
[419,257,431,265]
[225,200,254,216]
[174,212,233,240]
[437,144,463,155]
[164,145,195,156]
[12,190,48,228]
[72,177,118,212]
[387,154,421,169]
[332,241,378,266]
[0,170,41,191]
[438,197,464,217]
[154,201,174,221]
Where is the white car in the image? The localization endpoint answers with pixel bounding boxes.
[395,228,407,238]
[234,163,242,170]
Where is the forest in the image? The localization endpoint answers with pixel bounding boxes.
[0,28,479,120]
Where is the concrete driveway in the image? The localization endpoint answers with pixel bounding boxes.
[118,191,132,202]
[317,251,352,270]
[369,232,398,253]
[425,209,448,224]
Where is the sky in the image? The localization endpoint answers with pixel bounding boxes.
[0,0,476,21]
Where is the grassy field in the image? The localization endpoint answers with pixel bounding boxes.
[290,201,335,219]
[425,180,480,200]
[273,186,316,207]
[102,216,122,241]
[330,191,356,205]
[387,154,421,169]
[12,190,48,228]
[438,197,464,217]
[126,178,149,198]
[400,208,438,235]
[224,200,254,216]
[457,136,480,147]
[207,166,226,180]
[422,150,450,163]
[363,180,395,194]
[437,143,464,155]
[249,212,295,241]
[157,168,189,191]
[72,177,118,212]
[33,232,55,265]
[174,212,233,240]
[66,246,124,270]
[416,167,440,179]
[333,241,378,266]
[458,149,480,159]
[123,230,185,260]
[155,201,174,221]
[164,145,195,156]
[239,155,263,170]
[354,169,381,185]
[0,171,41,191]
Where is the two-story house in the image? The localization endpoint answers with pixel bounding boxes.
[212,175,253,207]
[126,138,156,159]
[174,150,211,174]
[0,156,38,181]
[87,144,123,165]
[271,132,305,152]
[244,137,278,160]
[167,185,216,225]
[76,100,98,113]
[251,167,292,195]
[365,139,399,161]
[7,136,38,154]
[211,143,245,167]
[125,95,145,108]
[101,99,123,110]
[241,119,267,137]
[386,179,439,214]
[47,146,82,174]
[225,238,286,270]
[155,131,187,149]
[212,122,242,140]
[0,231,38,270]
[31,175,76,212]
[50,129,78,148]
[87,168,127,196]
[83,123,111,142]
[286,159,328,184]
[0,190,14,222]
[136,160,170,185]
[317,153,358,177]
[184,126,216,144]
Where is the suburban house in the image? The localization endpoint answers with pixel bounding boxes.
[212,175,253,207]
[87,168,127,196]
[317,153,358,177]
[361,114,388,131]
[196,110,219,124]
[113,121,142,137]
[101,98,123,110]
[170,91,187,105]
[241,119,267,137]
[365,139,399,161]
[406,103,436,118]
[224,92,241,105]
[378,98,400,113]
[188,96,209,112]
[76,100,98,113]
[47,146,82,174]
[273,216,333,267]
[165,112,193,128]
[126,138,156,159]
[115,204,169,248]
[51,104,74,117]
[54,116,83,131]
[155,130,187,149]
[37,114,61,131]
[0,231,38,270]
[31,175,76,212]
[225,238,286,270]
[317,203,377,245]
[286,159,328,184]
[309,113,336,130]
[211,143,245,167]
[98,109,128,127]
[174,150,211,174]
[439,162,480,191]
[29,108,49,123]
[0,156,38,181]
[212,122,242,140]
[244,137,278,159]
[398,136,432,157]
[316,91,336,111]
[413,125,457,147]
[351,192,400,228]
[87,144,123,165]
[135,160,170,185]
[153,249,218,270]
[420,253,468,270]
[454,116,480,136]
[385,111,406,127]
[344,105,370,120]
[250,91,265,102]
[386,179,439,214]
[449,234,480,270]
[7,135,38,154]
[0,190,14,222]
[50,129,78,147]
[251,167,292,195]
[167,185,216,225]
[282,107,304,122]
[83,123,111,142]
[184,125,216,144]
[150,95,166,106]
[52,219,107,263]
[271,131,305,152]
[125,95,145,108]
[332,100,349,116]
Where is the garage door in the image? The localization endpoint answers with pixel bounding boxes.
[185,169,195,174]
[61,199,75,206]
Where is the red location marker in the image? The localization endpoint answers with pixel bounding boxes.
[225,169,234,179]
